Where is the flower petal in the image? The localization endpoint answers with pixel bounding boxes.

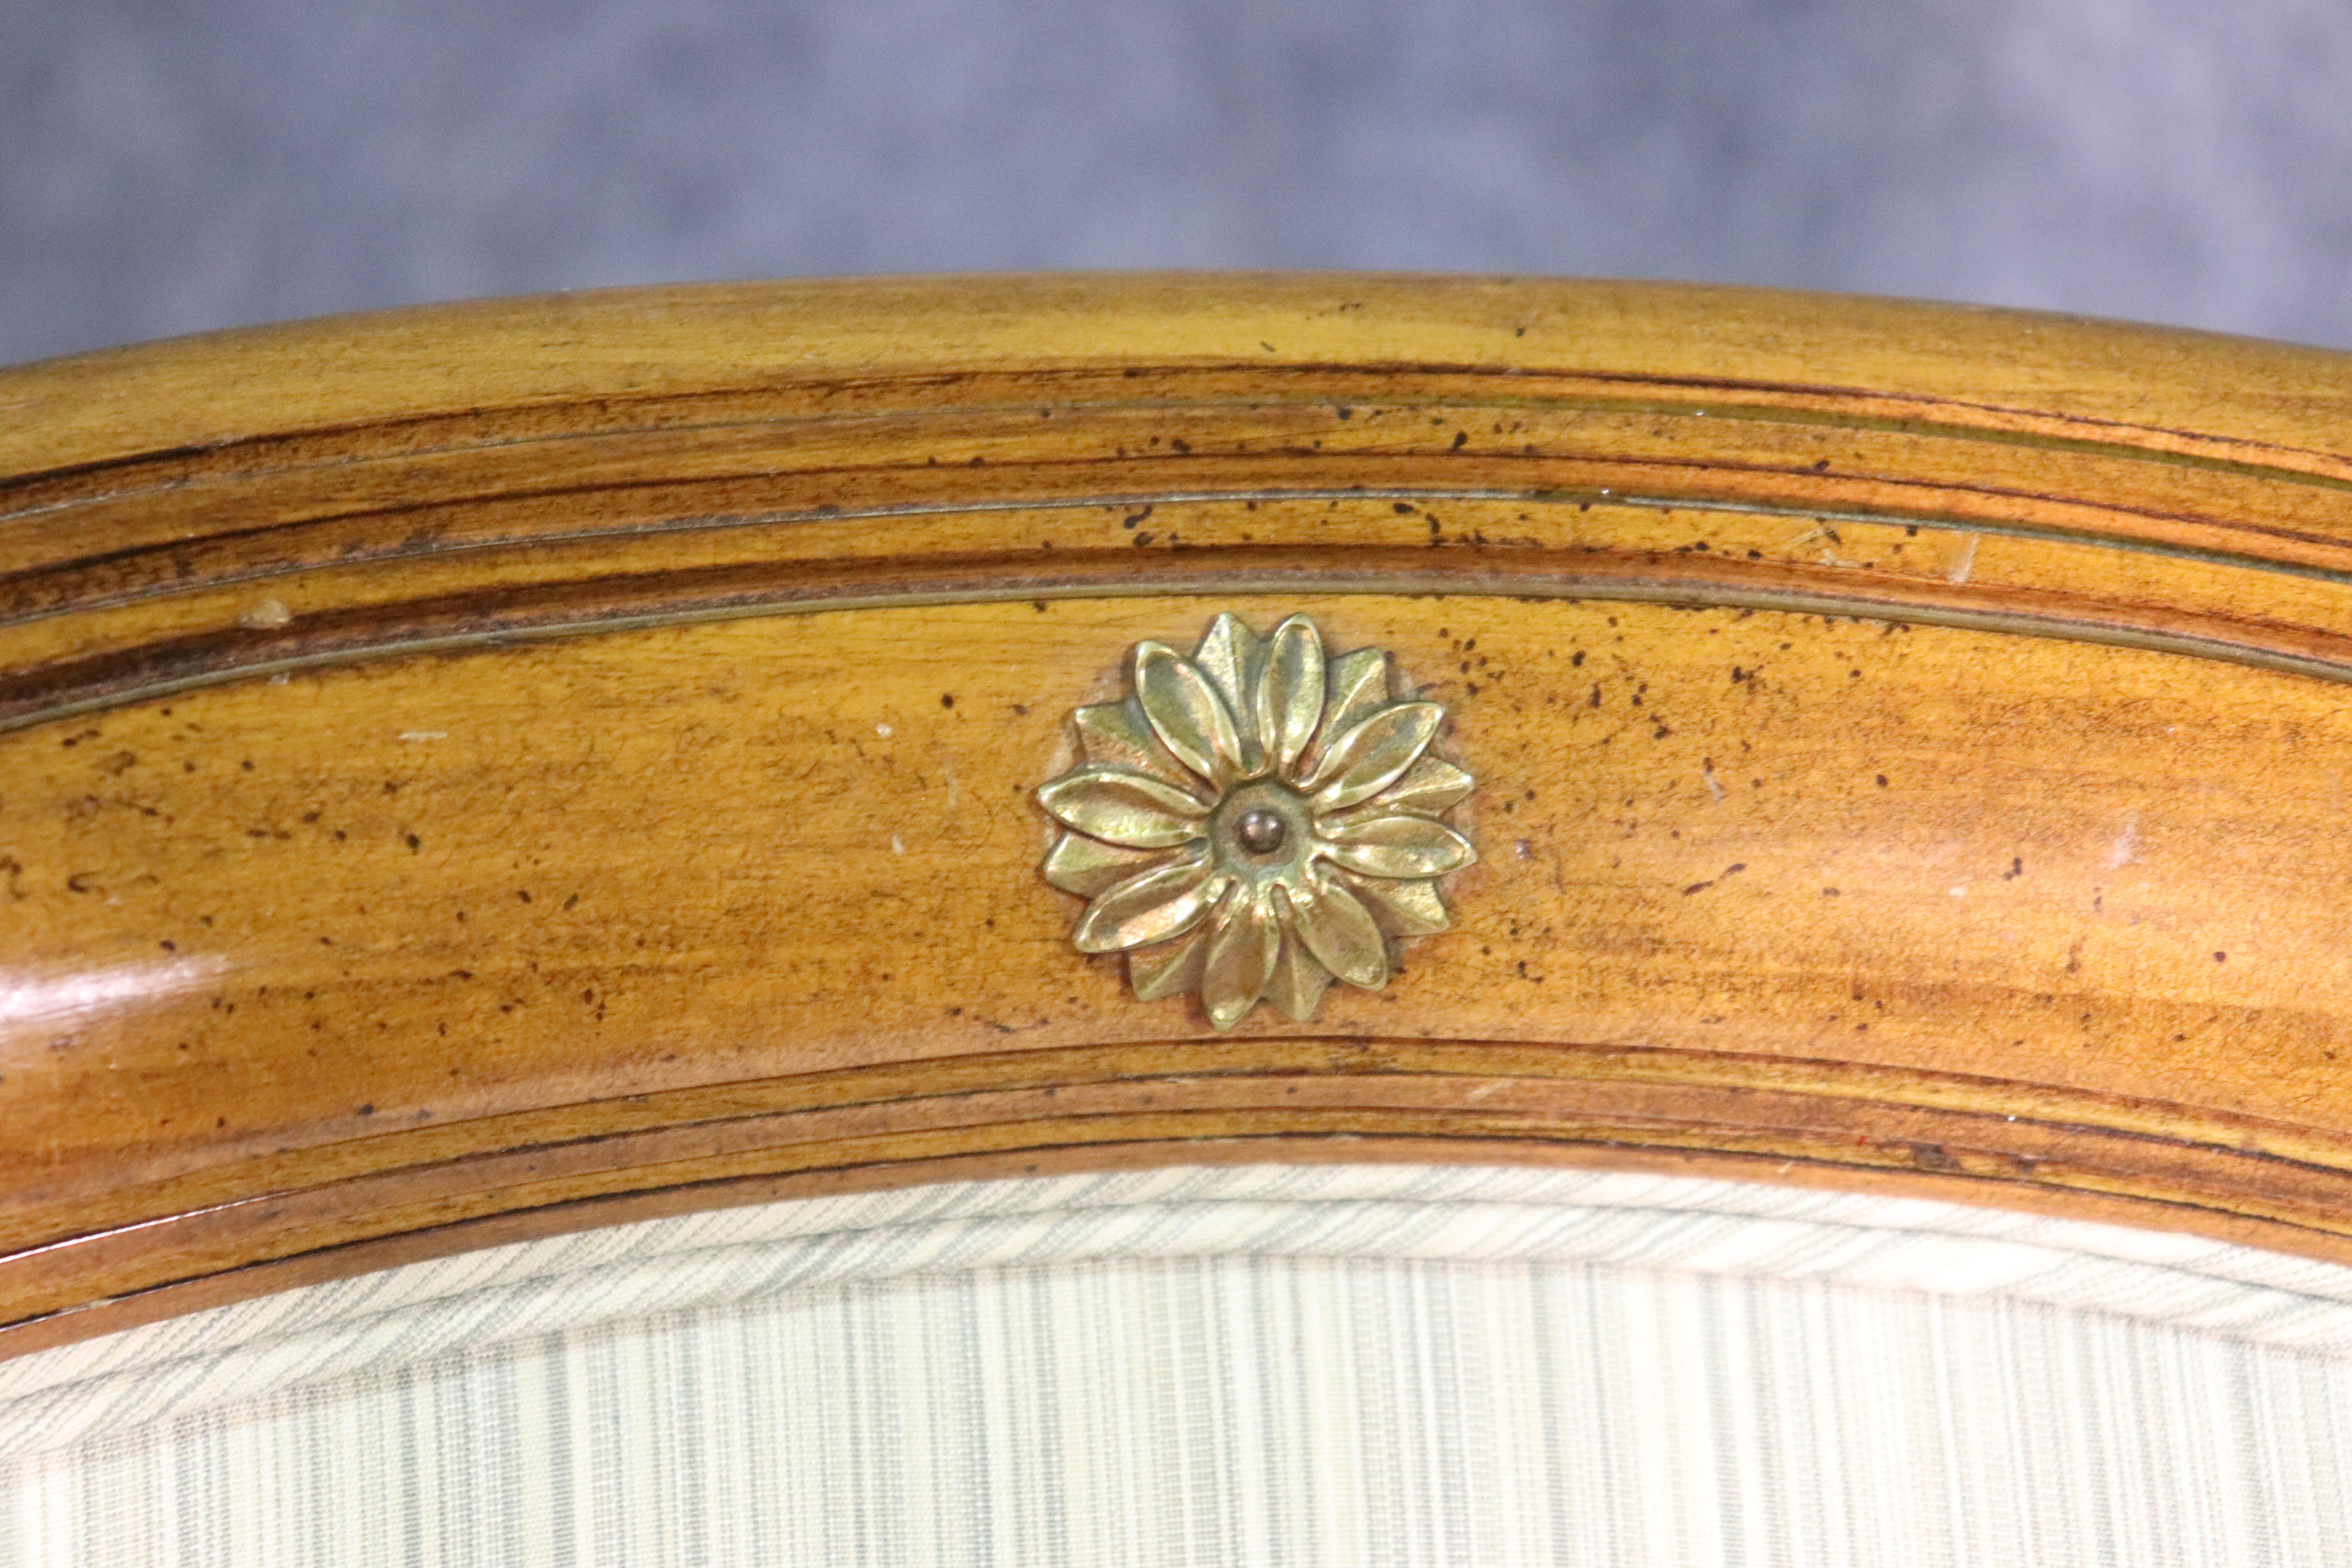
[1044,834,1172,898]
[1038,766,1210,849]
[1282,873,1388,989]
[1308,702,1443,812]
[1315,648,1392,757]
[1191,613,1265,769]
[1128,924,1210,1001]
[1201,885,1280,1029]
[1073,699,1193,786]
[1262,919,1333,1022]
[1365,755,1474,816]
[1336,871,1452,935]
[1253,615,1326,779]
[1135,642,1244,788]
[1320,813,1476,878]
[1073,853,1225,953]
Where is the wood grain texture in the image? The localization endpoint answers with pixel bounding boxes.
[5,274,2352,1356]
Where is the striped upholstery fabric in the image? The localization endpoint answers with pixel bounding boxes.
[6,1164,2352,1565]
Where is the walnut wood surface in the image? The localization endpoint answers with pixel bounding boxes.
[6,274,2352,1356]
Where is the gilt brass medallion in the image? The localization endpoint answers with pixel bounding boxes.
[1038,614,1475,1028]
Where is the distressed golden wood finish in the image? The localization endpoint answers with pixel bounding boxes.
[7,274,2352,1356]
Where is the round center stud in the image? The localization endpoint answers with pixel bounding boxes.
[1234,806,1288,855]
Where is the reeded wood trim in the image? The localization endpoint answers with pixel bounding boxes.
[7,274,2352,1356]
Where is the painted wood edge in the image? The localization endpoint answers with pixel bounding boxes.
[7,275,2352,480]
[12,1035,2352,1352]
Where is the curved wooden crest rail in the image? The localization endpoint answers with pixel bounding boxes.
[7,274,2352,1357]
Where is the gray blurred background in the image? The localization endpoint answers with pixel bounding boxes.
[3,0,2348,365]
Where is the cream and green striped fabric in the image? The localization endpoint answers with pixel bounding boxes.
[7,1164,2352,1565]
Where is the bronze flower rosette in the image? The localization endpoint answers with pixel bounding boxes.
[1038,614,1476,1028]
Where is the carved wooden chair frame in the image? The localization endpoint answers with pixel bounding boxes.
[7,275,2351,1357]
